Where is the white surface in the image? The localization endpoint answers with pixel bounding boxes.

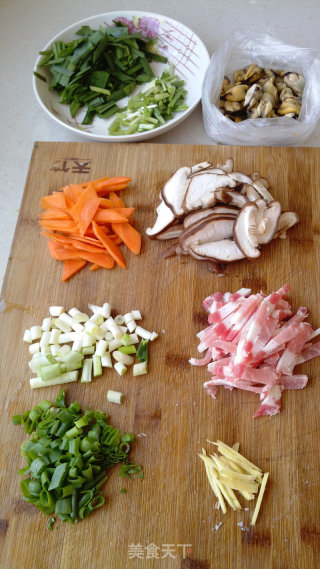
[1,0,320,290]
[33,11,210,141]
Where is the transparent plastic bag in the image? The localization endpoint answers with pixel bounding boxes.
[202,31,320,146]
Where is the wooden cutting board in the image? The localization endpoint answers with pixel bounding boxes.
[1,142,320,569]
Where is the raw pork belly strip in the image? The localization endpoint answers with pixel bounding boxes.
[190,284,319,417]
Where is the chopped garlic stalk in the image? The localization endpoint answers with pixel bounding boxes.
[84,320,100,335]
[135,326,153,341]
[107,390,123,404]
[105,317,123,339]
[23,329,32,344]
[101,353,112,368]
[150,331,158,341]
[30,326,42,341]
[114,361,127,376]
[128,333,139,344]
[41,346,51,355]
[57,345,71,357]
[131,310,142,320]
[41,317,52,332]
[72,311,89,323]
[49,306,64,317]
[93,355,102,377]
[113,351,134,366]
[114,315,125,325]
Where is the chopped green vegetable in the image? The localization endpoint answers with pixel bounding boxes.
[12,390,142,526]
[136,339,149,362]
[35,21,169,125]
[108,69,187,135]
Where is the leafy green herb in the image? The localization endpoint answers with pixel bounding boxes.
[13,390,142,526]
[35,21,168,125]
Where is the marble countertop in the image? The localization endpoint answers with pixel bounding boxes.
[1,0,320,289]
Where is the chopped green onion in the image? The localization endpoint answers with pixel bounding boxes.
[136,340,149,363]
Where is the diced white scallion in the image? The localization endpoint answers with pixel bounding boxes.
[30,326,42,341]
[105,317,123,339]
[29,342,40,355]
[82,332,95,348]
[49,306,64,317]
[71,321,85,332]
[113,351,134,366]
[133,362,148,376]
[131,310,142,320]
[93,355,102,377]
[40,331,51,348]
[30,371,78,389]
[108,339,123,352]
[95,339,108,357]
[114,315,125,325]
[59,332,77,344]
[49,329,61,345]
[41,317,52,332]
[101,353,112,368]
[59,312,74,327]
[114,361,127,376]
[107,390,123,404]
[81,358,93,383]
[23,329,32,344]
[135,326,153,341]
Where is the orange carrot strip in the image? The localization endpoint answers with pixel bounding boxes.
[92,221,126,269]
[95,177,131,193]
[92,209,129,224]
[89,264,101,271]
[71,239,106,254]
[40,193,67,209]
[99,198,115,209]
[79,195,101,237]
[48,240,81,261]
[62,259,87,282]
[109,191,126,208]
[40,209,72,221]
[39,220,78,233]
[69,234,105,247]
[75,250,115,270]
[70,182,97,223]
[111,222,142,255]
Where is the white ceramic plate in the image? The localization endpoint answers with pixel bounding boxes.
[33,11,210,142]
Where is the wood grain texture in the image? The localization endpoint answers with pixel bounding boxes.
[1,142,320,569]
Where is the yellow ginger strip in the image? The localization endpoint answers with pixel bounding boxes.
[251,472,269,526]
[215,440,262,478]
[199,453,227,514]
[218,455,255,500]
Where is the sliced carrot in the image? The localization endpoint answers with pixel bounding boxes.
[94,208,134,223]
[95,177,131,194]
[71,239,106,254]
[40,209,72,221]
[92,221,126,269]
[40,193,67,210]
[99,198,115,209]
[69,234,105,247]
[70,182,97,223]
[111,222,142,255]
[48,240,80,261]
[62,259,87,282]
[39,220,78,233]
[92,209,129,224]
[78,196,101,237]
[75,250,115,269]
[89,264,101,271]
[109,191,126,208]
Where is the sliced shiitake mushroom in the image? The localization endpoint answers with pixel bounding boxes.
[160,166,191,217]
[189,239,245,263]
[183,173,237,212]
[255,200,281,244]
[178,215,235,255]
[183,206,238,229]
[233,202,260,259]
[155,224,185,240]
[274,211,299,239]
[146,199,176,239]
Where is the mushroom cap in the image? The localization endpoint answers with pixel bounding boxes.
[256,200,282,244]
[146,199,175,239]
[160,166,191,217]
